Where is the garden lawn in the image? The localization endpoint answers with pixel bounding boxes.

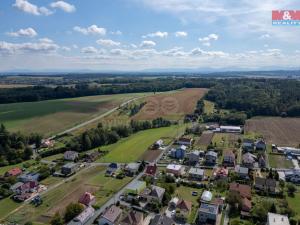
[268,153,294,169]
[97,125,185,163]
[287,191,300,220]
[0,198,21,221]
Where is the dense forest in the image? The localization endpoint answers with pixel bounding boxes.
[0,124,42,166]
[205,79,300,117]
[0,78,214,104]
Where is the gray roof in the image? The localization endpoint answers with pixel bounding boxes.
[150,215,175,225]
[206,151,218,158]
[189,167,204,176]
[199,203,218,215]
[235,165,249,174]
[126,163,140,170]
[150,185,165,198]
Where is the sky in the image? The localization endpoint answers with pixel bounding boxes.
[0,0,300,72]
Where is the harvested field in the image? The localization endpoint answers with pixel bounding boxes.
[245,117,300,146]
[133,88,208,120]
[140,149,163,162]
[197,132,214,146]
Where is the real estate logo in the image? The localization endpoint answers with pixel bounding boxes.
[272,10,300,26]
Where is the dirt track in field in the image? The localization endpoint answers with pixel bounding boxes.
[140,149,163,162]
[197,132,214,146]
[132,88,208,121]
[245,117,300,147]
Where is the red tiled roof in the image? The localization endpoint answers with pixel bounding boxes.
[145,164,157,176]
[229,183,251,199]
[79,192,95,206]
[6,167,22,176]
[242,198,252,212]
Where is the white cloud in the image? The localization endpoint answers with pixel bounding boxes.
[13,0,53,16]
[259,34,271,39]
[61,46,71,51]
[96,39,121,47]
[140,40,156,48]
[142,31,168,38]
[111,30,122,35]
[73,25,106,36]
[7,27,37,38]
[199,33,219,46]
[0,40,59,54]
[175,31,188,37]
[50,1,76,13]
[39,38,54,43]
[81,46,98,54]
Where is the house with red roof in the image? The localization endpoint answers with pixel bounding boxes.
[78,192,96,206]
[176,199,192,217]
[145,163,157,177]
[229,183,252,217]
[5,167,22,177]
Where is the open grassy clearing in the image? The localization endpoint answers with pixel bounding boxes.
[0,92,148,136]
[133,88,208,121]
[287,189,300,220]
[211,133,240,148]
[203,100,215,115]
[97,125,186,163]
[268,153,294,169]
[245,117,300,147]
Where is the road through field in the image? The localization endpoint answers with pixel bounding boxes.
[48,95,147,139]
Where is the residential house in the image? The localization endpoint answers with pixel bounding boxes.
[211,198,225,213]
[149,214,175,225]
[201,190,213,202]
[61,163,78,176]
[176,199,192,217]
[70,206,95,225]
[259,156,267,168]
[223,150,235,167]
[145,163,157,177]
[15,181,39,195]
[106,163,120,176]
[242,153,257,168]
[235,165,249,179]
[170,145,187,159]
[166,164,185,176]
[205,151,218,165]
[198,203,218,225]
[5,167,22,177]
[229,183,252,215]
[10,182,24,193]
[188,150,200,165]
[18,172,40,183]
[41,139,55,148]
[254,177,277,193]
[124,163,140,176]
[213,167,229,180]
[125,180,146,195]
[64,151,79,161]
[242,139,255,152]
[177,137,193,146]
[120,210,144,225]
[267,213,290,225]
[78,192,96,206]
[255,140,266,151]
[98,205,122,225]
[140,185,165,203]
[188,167,204,181]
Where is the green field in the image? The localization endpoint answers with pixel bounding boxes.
[97,125,186,163]
[203,100,215,115]
[0,93,148,136]
[268,153,294,169]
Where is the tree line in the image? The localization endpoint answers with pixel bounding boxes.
[0,78,214,104]
[66,118,172,152]
[205,78,300,117]
[0,124,42,166]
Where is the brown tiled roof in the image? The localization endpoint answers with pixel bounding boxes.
[177,199,192,212]
[242,198,252,212]
[102,205,122,223]
[6,167,22,176]
[229,183,251,199]
[120,210,143,225]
